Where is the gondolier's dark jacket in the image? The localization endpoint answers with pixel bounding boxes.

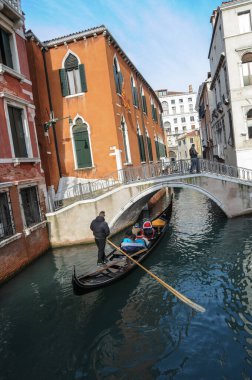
[90,216,110,240]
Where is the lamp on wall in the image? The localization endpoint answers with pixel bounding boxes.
[43,115,72,178]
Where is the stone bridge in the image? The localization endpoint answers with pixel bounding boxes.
[46,160,252,247]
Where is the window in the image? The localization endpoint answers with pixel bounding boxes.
[174,118,177,124]
[238,11,251,33]
[167,128,171,134]
[247,109,252,138]
[0,192,14,241]
[8,105,28,158]
[175,127,178,134]
[162,101,168,110]
[131,76,139,107]
[183,139,186,145]
[20,186,41,228]
[178,141,181,146]
[183,126,186,131]
[0,27,13,68]
[158,90,167,96]
[179,99,183,103]
[145,128,153,161]
[113,56,123,95]
[121,118,131,163]
[151,97,158,122]
[72,118,92,168]
[59,53,87,96]
[191,125,195,130]
[180,105,184,113]
[190,116,195,122]
[137,124,146,162]
[172,106,176,114]
[190,138,194,143]
[171,99,175,104]
[141,86,148,114]
[189,104,194,112]
[242,53,252,86]
[188,98,192,102]
[181,117,186,123]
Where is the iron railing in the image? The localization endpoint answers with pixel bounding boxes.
[51,159,252,211]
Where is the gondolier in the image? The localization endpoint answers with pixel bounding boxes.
[90,211,110,265]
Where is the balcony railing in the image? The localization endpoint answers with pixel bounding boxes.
[2,0,22,16]
[49,159,252,211]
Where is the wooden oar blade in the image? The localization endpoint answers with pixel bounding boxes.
[107,238,205,313]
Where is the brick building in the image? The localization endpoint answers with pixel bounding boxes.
[25,25,166,203]
[0,0,49,283]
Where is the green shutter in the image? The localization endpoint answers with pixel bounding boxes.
[74,130,92,168]
[147,137,153,161]
[138,134,146,162]
[155,140,160,160]
[133,87,139,107]
[59,69,69,97]
[79,64,87,92]
[119,71,123,94]
[142,96,147,114]
[8,106,27,158]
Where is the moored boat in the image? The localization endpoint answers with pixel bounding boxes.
[72,198,173,295]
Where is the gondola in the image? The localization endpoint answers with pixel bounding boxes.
[72,197,173,295]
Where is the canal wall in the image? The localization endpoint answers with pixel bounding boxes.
[46,185,170,247]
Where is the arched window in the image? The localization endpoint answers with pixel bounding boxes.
[137,123,146,162]
[121,117,131,163]
[247,109,252,139]
[162,101,169,116]
[131,75,139,107]
[140,86,147,114]
[59,52,87,97]
[242,53,252,86]
[113,56,123,94]
[72,118,92,168]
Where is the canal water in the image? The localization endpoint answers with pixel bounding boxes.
[1,188,252,380]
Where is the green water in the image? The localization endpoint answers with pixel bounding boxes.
[1,188,252,379]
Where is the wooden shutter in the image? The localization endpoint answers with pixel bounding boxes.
[59,69,69,97]
[138,134,146,162]
[79,64,87,92]
[1,29,13,68]
[74,130,92,168]
[147,137,153,161]
[8,106,27,158]
[118,71,123,94]
[155,140,160,160]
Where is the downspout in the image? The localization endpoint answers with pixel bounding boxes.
[42,48,62,178]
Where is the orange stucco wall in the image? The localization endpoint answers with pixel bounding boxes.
[27,31,165,190]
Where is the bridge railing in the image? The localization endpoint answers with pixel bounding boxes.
[51,159,252,211]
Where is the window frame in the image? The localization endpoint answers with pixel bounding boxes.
[0,21,20,74]
[0,191,15,241]
[19,185,42,229]
[4,98,33,159]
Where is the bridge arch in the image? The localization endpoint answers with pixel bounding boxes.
[110,180,226,232]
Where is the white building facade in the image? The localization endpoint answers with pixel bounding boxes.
[156,86,200,160]
[208,0,252,169]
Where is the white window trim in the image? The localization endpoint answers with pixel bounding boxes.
[3,97,33,159]
[0,17,21,74]
[71,114,94,170]
[62,49,81,68]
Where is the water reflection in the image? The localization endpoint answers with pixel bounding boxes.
[0,188,252,379]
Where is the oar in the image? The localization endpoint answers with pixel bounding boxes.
[107,239,205,313]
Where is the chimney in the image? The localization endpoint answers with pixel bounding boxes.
[189,84,193,93]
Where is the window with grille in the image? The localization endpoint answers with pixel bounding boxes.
[0,192,14,241]
[20,186,41,228]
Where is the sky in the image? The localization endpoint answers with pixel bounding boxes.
[22,0,222,93]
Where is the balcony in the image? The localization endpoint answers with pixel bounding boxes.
[0,0,23,24]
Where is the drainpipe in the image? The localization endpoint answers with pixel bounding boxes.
[42,48,62,178]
